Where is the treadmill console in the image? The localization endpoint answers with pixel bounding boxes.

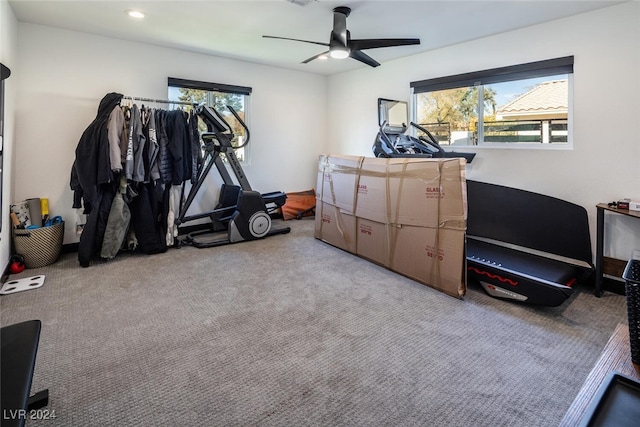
[374,97,476,163]
[378,98,408,135]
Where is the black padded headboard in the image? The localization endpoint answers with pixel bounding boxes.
[466,180,593,266]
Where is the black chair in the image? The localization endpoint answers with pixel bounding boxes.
[1,320,49,427]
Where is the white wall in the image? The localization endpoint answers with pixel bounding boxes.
[0,0,18,269]
[15,23,327,245]
[327,1,640,261]
[8,2,640,265]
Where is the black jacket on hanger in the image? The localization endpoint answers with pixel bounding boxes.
[71,92,123,266]
[71,92,123,205]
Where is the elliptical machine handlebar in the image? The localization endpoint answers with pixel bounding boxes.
[409,121,445,154]
[225,105,250,149]
[378,120,401,155]
[196,104,251,149]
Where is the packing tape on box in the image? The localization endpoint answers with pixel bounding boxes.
[352,156,366,222]
[387,160,407,268]
[319,155,364,246]
[321,160,451,181]
[430,161,444,287]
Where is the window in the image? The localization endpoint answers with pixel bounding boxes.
[168,77,252,161]
[410,56,573,148]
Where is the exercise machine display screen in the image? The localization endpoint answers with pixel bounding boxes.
[378,98,408,134]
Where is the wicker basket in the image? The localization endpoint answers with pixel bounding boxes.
[13,221,65,268]
[623,259,640,364]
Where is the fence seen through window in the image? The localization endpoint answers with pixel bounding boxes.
[411,57,573,148]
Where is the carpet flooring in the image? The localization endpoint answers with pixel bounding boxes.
[0,219,628,426]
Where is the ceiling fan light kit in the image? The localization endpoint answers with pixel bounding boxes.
[263,6,420,68]
[329,47,350,59]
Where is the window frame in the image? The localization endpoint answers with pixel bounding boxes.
[410,56,574,150]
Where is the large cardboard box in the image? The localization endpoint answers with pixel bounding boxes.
[355,217,391,266]
[390,226,466,298]
[314,201,356,253]
[316,154,363,213]
[315,154,467,298]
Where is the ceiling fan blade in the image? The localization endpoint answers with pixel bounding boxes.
[350,50,380,68]
[349,38,421,51]
[262,35,329,47]
[268,6,418,69]
[302,51,330,64]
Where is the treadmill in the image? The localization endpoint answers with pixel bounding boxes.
[466,180,595,306]
[373,98,476,163]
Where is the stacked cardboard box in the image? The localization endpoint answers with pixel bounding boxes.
[314,154,467,298]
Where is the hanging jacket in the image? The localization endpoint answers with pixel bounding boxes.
[70,92,123,266]
[121,106,131,165]
[164,109,186,185]
[181,110,193,185]
[71,92,123,208]
[157,110,173,184]
[100,177,131,259]
[129,182,167,255]
[147,109,161,182]
[125,104,146,182]
[189,109,201,184]
[107,105,125,172]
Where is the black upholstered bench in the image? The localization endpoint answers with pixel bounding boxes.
[466,180,594,306]
[1,320,49,427]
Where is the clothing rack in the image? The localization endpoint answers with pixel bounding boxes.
[121,95,197,106]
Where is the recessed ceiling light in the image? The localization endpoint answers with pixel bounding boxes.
[286,0,317,6]
[127,10,145,19]
[318,55,328,60]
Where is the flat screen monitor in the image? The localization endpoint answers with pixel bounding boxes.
[378,98,408,134]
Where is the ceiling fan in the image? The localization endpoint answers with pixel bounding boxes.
[263,6,420,68]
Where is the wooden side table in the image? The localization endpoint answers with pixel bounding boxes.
[595,204,640,297]
[559,323,640,426]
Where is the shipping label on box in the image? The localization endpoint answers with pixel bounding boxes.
[355,218,391,267]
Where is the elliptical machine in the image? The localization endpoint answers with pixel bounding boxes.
[177,104,290,248]
[373,98,476,163]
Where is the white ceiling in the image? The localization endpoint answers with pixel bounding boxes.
[8,0,624,75]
